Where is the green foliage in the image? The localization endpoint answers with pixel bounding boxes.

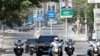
[72,0,94,27]
[0,0,59,28]
[85,2,94,26]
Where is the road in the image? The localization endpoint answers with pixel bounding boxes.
[0,23,89,56]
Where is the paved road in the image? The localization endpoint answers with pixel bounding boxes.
[0,23,89,56]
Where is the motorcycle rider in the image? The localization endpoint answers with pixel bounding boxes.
[66,39,75,45]
[14,39,24,56]
[65,39,75,56]
[14,39,24,46]
[51,37,60,48]
[50,37,63,56]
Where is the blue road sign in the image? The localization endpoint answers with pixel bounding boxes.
[47,10,56,19]
[28,16,34,22]
[37,14,44,21]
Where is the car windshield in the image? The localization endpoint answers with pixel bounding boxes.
[27,39,37,44]
[39,36,57,43]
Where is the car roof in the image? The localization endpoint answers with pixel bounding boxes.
[39,35,58,41]
[39,35,58,38]
[27,38,38,41]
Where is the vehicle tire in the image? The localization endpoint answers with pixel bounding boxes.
[30,51,33,56]
[98,53,100,56]
[36,53,42,56]
[25,30,27,32]
[49,51,52,56]
[25,46,29,53]
[87,50,94,56]
[51,51,55,56]
[19,30,20,32]
[68,54,71,56]
[28,29,29,32]
[58,51,63,56]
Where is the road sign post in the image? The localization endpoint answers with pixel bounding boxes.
[33,10,38,30]
[47,2,56,35]
[60,0,73,41]
[37,8,44,30]
[47,10,56,35]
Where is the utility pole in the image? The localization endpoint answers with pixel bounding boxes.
[85,16,88,40]
[94,3,98,40]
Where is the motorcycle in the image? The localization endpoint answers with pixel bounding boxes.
[65,43,75,56]
[14,44,24,56]
[87,45,100,56]
[50,43,63,56]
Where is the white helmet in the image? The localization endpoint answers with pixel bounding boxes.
[54,37,59,41]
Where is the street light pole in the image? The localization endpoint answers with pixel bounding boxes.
[50,19,53,35]
[65,18,68,41]
[94,3,98,40]
[85,16,88,40]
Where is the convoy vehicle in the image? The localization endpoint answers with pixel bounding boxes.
[14,43,24,56]
[25,38,38,55]
[36,35,58,56]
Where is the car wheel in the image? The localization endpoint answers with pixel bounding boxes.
[28,29,29,31]
[58,51,63,56]
[30,51,33,55]
[49,51,53,56]
[19,30,21,32]
[36,52,42,56]
[25,46,29,53]
[87,50,94,56]
[98,54,100,56]
[51,51,56,56]
[25,30,27,32]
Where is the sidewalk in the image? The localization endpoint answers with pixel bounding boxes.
[68,25,88,41]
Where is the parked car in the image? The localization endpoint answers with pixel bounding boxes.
[36,35,58,56]
[25,24,34,30]
[18,26,29,32]
[25,38,38,55]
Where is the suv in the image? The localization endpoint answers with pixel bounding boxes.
[36,35,58,56]
[25,38,38,55]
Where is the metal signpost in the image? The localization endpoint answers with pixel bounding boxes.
[60,0,73,41]
[37,8,44,30]
[33,9,37,29]
[47,2,56,35]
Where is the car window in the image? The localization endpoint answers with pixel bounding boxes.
[27,39,37,43]
[39,36,57,42]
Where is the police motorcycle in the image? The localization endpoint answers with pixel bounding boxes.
[65,39,75,56]
[50,38,63,56]
[87,40,100,56]
[14,40,24,56]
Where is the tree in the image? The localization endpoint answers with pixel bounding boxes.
[84,2,94,35]
[0,0,59,28]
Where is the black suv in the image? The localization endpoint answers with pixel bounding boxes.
[36,35,58,56]
[25,38,38,55]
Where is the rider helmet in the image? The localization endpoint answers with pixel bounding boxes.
[54,37,59,42]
